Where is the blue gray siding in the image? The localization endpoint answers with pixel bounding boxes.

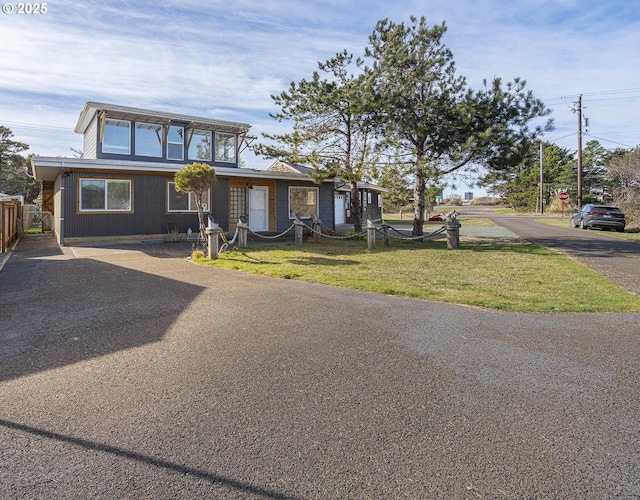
[275,180,334,232]
[62,171,229,238]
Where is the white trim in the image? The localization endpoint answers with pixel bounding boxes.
[167,181,211,213]
[248,186,269,231]
[167,125,184,161]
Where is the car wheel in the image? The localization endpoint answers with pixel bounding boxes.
[569,218,576,228]
[616,228,625,233]
[579,219,587,230]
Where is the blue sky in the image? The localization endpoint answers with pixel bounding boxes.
[1,0,639,194]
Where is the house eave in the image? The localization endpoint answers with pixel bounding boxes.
[74,101,251,135]
[31,156,333,183]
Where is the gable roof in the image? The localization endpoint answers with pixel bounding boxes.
[267,160,386,192]
[75,102,251,135]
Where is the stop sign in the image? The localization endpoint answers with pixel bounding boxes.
[558,191,569,201]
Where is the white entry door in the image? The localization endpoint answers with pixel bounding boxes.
[334,194,346,225]
[249,186,269,231]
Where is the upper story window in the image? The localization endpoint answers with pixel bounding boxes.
[167,125,184,161]
[102,120,130,154]
[135,123,162,157]
[188,129,212,161]
[215,132,236,163]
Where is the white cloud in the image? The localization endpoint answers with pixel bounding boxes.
[1,0,638,174]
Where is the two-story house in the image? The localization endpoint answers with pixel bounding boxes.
[31,102,336,245]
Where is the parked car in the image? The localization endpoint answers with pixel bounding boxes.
[428,213,447,222]
[570,204,626,232]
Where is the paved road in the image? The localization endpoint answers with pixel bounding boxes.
[1,234,639,498]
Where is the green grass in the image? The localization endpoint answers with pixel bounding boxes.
[195,239,640,313]
[536,218,640,241]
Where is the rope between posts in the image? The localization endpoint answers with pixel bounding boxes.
[376,225,446,240]
[218,226,240,253]
[300,220,367,240]
[246,223,296,239]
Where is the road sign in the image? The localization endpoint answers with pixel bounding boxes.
[558,191,569,201]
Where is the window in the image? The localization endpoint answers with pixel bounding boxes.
[167,182,210,212]
[215,133,236,163]
[102,120,130,154]
[135,123,162,157]
[80,179,132,211]
[188,129,212,161]
[230,186,246,223]
[167,125,184,160]
[289,186,318,219]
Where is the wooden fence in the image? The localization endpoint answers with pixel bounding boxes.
[1,200,20,252]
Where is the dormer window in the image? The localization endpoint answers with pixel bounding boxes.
[135,123,162,158]
[188,129,212,161]
[102,119,130,154]
[215,132,236,163]
[167,125,184,161]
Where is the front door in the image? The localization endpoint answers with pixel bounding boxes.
[249,186,269,232]
[334,194,346,225]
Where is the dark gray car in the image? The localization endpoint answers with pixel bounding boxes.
[570,204,626,232]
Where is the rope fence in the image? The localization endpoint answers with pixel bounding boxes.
[203,213,461,259]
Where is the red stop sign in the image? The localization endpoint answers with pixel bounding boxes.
[558,191,569,201]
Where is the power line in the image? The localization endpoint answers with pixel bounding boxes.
[543,87,640,104]
[584,133,635,148]
[1,120,75,134]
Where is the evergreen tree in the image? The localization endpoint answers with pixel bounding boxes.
[363,17,552,234]
[0,126,32,198]
[174,162,217,248]
[256,51,377,232]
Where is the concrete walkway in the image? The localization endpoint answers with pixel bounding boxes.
[1,233,639,498]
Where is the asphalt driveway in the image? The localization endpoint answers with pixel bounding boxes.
[1,234,639,498]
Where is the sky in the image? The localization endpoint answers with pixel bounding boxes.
[1,0,639,196]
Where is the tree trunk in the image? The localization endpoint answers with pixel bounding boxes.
[351,180,363,233]
[195,195,207,250]
[413,171,426,236]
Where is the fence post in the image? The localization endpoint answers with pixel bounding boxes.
[294,217,305,245]
[237,216,248,248]
[445,211,461,249]
[382,224,390,247]
[367,219,376,250]
[312,216,322,243]
[206,216,221,259]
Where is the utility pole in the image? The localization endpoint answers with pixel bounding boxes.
[575,95,583,209]
[539,141,544,214]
